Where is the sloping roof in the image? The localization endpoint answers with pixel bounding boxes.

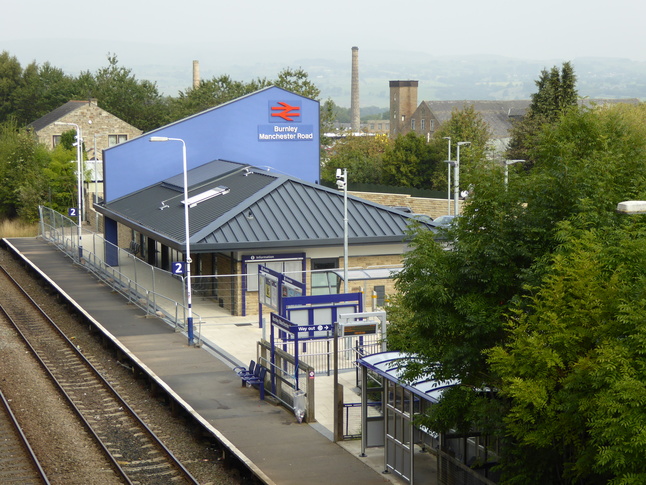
[423,100,531,138]
[97,159,428,252]
[358,351,458,403]
[28,100,90,132]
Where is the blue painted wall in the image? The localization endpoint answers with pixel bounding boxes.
[103,86,320,202]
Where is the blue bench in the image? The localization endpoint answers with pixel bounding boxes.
[233,360,267,400]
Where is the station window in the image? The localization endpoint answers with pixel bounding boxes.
[245,258,303,291]
[108,134,128,146]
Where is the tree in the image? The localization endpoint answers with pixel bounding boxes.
[170,67,322,124]
[321,134,391,185]
[489,224,646,484]
[76,54,169,131]
[11,61,77,125]
[381,132,436,188]
[0,121,52,220]
[270,67,321,100]
[507,62,578,162]
[429,104,492,189]
[0,51,23,123]
[169,74,253,121]
[388,102,646,484]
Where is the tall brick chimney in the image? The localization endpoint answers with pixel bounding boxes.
[193,60,200,89]
[351,47,360,133]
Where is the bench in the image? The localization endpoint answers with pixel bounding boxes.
[126,240,140,255]
[233,360,267,400]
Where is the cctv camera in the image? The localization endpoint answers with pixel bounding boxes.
[336,168,342,179]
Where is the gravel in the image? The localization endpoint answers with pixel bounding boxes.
[0,246,241,485]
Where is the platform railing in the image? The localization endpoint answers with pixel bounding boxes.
[38,206,204,343]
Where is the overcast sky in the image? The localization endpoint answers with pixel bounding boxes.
[4,0,644,61]
[2,0,644,103]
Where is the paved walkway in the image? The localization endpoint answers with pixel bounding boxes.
[5,236,403,485]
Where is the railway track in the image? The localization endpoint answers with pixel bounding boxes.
[0,263,200,485]
[0,388,49,484]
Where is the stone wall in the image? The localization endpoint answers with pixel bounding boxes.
[350,191,452,219]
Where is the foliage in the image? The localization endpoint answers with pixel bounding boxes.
[0,51,23,123]
[488,224,646,484]
[321,134,391,185]
[11,61,77,126]
[321,105,492,191]
[507,62,578,162]
[428,104,492,189]
[43,143,78,213]
[530,62,578,121]
[0,121,51,220]
[0,120,76,221]
[0,218,39,237]
[169,67,322,123]
[388,102,646,483]
[381,132,437,188]
[76,54,169,132]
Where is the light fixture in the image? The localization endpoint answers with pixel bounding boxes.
[54,121,84,262]
[149,135,195,346]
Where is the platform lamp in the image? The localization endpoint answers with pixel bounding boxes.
[454,141,470,215]
[149,136,195,347]
[336,168,348,293]
[92,132,108,230]
[617,201,646,214]
[504,159,526,188]
[54,122,84,262]
[443,137,451,214]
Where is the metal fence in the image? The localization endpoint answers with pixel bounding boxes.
[273,334,383,375]
[437,451,499,485]
[38,205,205,340]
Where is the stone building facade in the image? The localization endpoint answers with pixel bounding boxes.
[28,99,142,157]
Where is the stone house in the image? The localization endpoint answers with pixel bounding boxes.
[28,98,142,157]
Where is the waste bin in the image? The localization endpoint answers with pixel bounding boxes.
[294,390,307,423]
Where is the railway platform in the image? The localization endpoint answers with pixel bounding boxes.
[4,237,400,485]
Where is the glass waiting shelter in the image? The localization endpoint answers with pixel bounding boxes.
[357,351,458,484]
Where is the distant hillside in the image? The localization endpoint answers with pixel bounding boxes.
[5,40,645,107]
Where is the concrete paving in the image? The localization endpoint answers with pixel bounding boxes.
[5,236,406,485]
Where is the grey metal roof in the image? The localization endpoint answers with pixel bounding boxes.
[423,100,531,138]
[27,100,89,132]
[98,160,429,252]
[423,98,641,139]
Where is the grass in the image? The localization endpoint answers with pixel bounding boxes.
[0,219,39,238]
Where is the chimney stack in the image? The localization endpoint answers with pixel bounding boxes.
[351,47,360,133]
[193,60,200,89]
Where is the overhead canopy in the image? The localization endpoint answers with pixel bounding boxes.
[330,267,402,281]
[358,351,458,403]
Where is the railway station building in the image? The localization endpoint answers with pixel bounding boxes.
[95,86,429,316]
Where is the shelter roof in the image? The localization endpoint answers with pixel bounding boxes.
[358,351,458,403]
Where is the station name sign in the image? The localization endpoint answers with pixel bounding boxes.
[258,100,314,142]
[258,124,314,141]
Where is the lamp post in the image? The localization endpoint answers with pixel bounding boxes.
[336,168,349,293]
[455,141,470,215]
[504,159,526,188]
[92,133,107,230]
[443,137,452,214]
[617,201,646,214]
[55,122,83,262]
[149,136,194,346]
